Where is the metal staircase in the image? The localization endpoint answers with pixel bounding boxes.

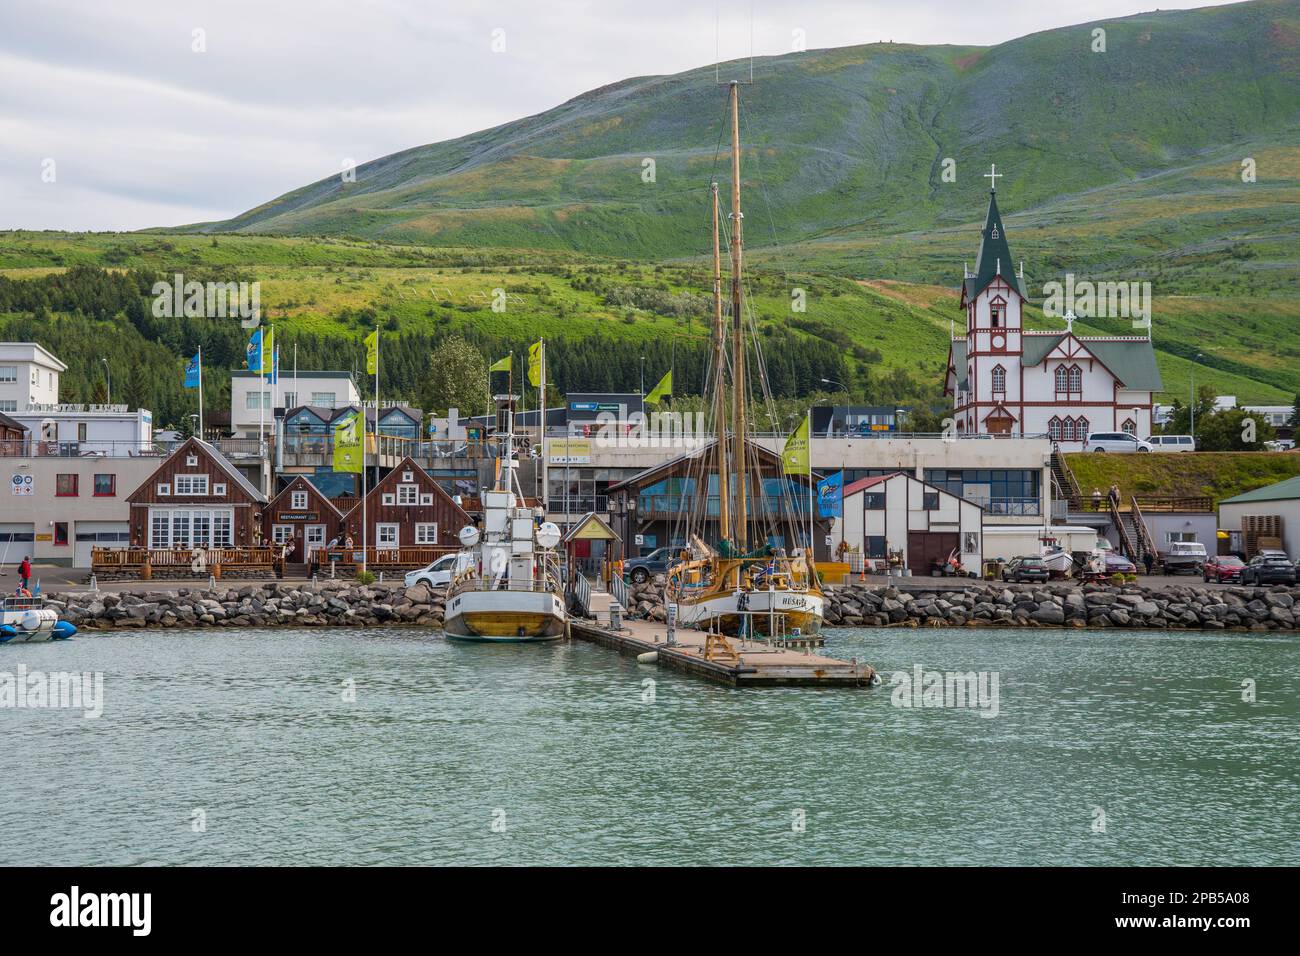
[1128,496,1158,562]
[1050,450,1083,511]
[1108,497,1138,561]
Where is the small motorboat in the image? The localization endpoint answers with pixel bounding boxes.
[0,594,77,644]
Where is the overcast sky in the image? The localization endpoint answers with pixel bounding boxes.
[0,0,1235,232]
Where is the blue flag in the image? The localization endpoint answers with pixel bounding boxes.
[269,345,279,385]
[245,330,263,372]
[184,352,201,388]
[817,471,843,518]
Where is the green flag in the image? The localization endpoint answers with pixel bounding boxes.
[527,340,543,387]
[333,413,363,474]
[364,330,378,375]
[645,369,672,406]
[489,354,511,373]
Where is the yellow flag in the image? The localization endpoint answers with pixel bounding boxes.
[261,327,275,375]
[364,330,378,375]
[645,369,672,406]
[489,354,511,373]
[528,340,543,387]
[781,415,810,475]
[333,413,363,474]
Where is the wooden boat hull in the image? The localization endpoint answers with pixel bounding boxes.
[444,589,567,642]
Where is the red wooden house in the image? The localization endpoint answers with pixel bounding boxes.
[340,456,471,559]
[264,475,344,564]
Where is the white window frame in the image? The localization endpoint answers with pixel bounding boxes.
[272,525,294,544]
[213,482,226,496]
[376,523,399,549]
[157,482,171,496]
[382,492,395,506]
[186,454,199,467]
[397,483,418,505]
[148,508,235,548]
[291,489,309,510]
[414,523,438,545]
[419,493,433,506]
[174,474,210,496]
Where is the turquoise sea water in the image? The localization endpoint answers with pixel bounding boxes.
[1,626,1296,865]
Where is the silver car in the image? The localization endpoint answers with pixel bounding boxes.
[1084,432,1152,453]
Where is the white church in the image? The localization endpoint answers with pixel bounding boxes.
[944,168,1161,447]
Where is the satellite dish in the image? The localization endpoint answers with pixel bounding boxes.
[458,525,481,548]
[535,522,562,550]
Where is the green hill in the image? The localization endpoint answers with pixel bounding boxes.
[194,1,1300,288]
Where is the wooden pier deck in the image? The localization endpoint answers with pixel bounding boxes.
[571,594,876,688]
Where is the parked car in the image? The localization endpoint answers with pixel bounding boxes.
[625,546,676,584]
[1146,434,1196,452]
[1240,554,1298,586]
[1160,541,1207,574]
[1001,555,1050,583]
[404,552,473,589]
[1103,553,1137,574]
[1201,555,1245,583]
[1084,432,1152,453]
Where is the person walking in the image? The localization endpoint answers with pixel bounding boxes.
[17,555,32,593]
[1142,551,1155,576]
[1091,488,1102,511]
[1108,484,1120,511]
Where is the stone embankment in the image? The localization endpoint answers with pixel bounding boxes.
[622,576,1300,630]
[50,581,446,629]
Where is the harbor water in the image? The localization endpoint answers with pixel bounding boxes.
[2,626,1297,865]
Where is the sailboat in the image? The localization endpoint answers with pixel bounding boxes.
[443,381,568,642]
[663,81,825,638]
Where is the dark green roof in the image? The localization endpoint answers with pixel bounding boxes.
[949,339,968,390]
[963,190,1025,300]
[1021,334,1162,391]
[1221,474,1300,505]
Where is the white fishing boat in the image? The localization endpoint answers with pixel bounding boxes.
[443,383,568,642]
[0,594,77,644]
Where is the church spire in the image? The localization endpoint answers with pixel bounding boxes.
[964,166,1024,301]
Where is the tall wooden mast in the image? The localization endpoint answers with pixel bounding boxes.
[711,182,731,545]
[728,81,749,550]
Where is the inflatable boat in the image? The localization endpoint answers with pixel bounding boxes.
[0,595,77,643]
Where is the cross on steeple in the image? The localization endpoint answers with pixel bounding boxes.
[984,163,1002,192]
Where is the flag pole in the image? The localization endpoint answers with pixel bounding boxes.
[807,408,814,554]
[197,346,204,439]
[540,339,548,515]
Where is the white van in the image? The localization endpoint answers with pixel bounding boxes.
[1147,435,1196,452]
[1084,432,1152,453]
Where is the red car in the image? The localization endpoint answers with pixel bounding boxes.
[1203,555,1245,583]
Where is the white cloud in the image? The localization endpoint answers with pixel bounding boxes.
[0,0,1236,231]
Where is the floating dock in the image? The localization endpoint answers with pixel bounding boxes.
[571,596,875,688]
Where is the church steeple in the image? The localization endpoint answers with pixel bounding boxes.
[964,166,1024,301]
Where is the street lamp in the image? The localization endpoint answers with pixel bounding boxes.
[1190,352,1204,438]
[640,356,646,398]
[820,377,846,391]
[101,358,111,404]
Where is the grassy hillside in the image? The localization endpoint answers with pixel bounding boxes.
[1066,451,1300,505]
[189,2,1300,288]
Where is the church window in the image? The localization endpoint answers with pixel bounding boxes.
[1061,418,1075,442]
[1068,365,1083,392]
[1048,417,1062,442]
[1054,366,1069,393]
[991,365,1006,395]
[1121,419,1136,435]
[991,308,1001,328]
[1076,417,1089,439]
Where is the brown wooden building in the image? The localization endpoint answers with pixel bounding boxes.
[264,475,344,564]
[0,411,27,456]
[340,456,471,551]
[126,437,268,548]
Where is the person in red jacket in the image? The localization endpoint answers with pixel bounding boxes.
[18,556,32,592]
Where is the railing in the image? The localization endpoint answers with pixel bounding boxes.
[1051,449,1083,509]
[91,547,275,574]
[1132,495,1213,513]
[1130,496,1158,558]
[316,546,455,571]
[0,439,166,459]
[1108,499,1136,561]
[610,572,630,609]
[572,571,592,616]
